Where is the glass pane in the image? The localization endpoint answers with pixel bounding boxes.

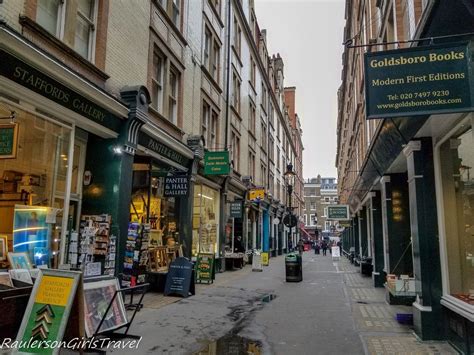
[37,0,60,35]
[440,124,474,304]
[77,0,93,18]
[192,185,219,256]
[0,103,71,267]
[74,15,91,58]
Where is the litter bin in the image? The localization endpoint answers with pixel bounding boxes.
[285,253,302,282]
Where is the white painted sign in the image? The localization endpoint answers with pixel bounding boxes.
[252,254,263,272]
[332,246,341,260]
[84,262,102,277]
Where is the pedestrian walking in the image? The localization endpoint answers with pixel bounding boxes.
[297,239,304,256]
[322,241,328,256]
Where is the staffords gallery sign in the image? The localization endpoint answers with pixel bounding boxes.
[0,50,122,132]
[364,43,473,119]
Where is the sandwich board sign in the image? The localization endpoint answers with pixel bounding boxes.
[15,269,83,354]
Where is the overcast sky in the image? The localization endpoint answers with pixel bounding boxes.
[255,0,346,179]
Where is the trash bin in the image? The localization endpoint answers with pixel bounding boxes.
[285,253,302,282]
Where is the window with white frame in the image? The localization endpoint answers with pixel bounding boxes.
[36,0,97,61]
[231,131,240,172]
[437,119,474,306]
[74,0,97,59]
[304,214,308,226]
[168,65,180,124]
[232,71,241,113]
[310,214,315,226]
[37,0,63,35]
[152,51,165,113]
[201,101,219,150]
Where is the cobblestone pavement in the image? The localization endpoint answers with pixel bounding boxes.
[108,252,458,355]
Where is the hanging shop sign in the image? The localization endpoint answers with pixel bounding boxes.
[0,50,122,133]
[204,151,230,175]
[326,205,350,221]
[138,132,191,167]
[248,187,265,202]
[164,175,189,196]
[15,269,83,354]
[196,253,215,284]
[230,201,243,218]
[364,42,473,119]
[0,123,19,159]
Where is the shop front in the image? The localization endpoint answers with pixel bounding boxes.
[433,113,474,351]
[192,180,220,258]
[122,128,194,286]
[0,27,129,274]
[223,189,246,270]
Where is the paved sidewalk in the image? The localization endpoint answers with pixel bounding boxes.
[113,252,458,354]
[338,256,457,355]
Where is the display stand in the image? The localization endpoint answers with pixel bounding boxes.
[86,283,149,353]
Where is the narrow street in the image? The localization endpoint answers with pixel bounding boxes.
[115,253,457,355]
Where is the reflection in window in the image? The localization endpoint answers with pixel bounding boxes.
[440,124,474,304]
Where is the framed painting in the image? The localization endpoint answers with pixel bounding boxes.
[0,123,19,159]
[7,251,33,269]
[83,277,128,337]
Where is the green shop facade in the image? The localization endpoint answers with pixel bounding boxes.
[0,24,196,276]
[341,2,474,352]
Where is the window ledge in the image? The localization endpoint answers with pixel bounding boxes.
[231,45,243,67]
[201,65,223,94]
[441,296,474,322]
[149,106,185,138]
[152,1,188,46]
[230,105,242,120]
[19,16,109,81]
[207,1,224,28]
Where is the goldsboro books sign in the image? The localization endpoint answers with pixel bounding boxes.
[364,42,473,119]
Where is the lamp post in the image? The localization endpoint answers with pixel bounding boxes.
[284,163,296,252]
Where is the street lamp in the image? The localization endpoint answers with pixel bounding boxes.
[284,163,296,252]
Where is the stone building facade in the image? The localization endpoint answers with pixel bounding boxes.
[0,0,303,272]
[336,0,474,349]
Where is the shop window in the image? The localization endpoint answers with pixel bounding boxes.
[0,102,72,267]
[130,163,181,249]
[438,121,474,306]
[192,185,220,256]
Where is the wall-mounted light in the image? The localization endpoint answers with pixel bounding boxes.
[113,146,123,155]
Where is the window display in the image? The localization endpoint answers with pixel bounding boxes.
[0,102,72,267]
[439,121,474,305]
[192,184,220,256]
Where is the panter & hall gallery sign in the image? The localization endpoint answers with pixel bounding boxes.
[364,42,473,119]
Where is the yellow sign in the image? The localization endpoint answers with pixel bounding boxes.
[249,188,265,201]
[261,252,269,266]
[35,276,74,306]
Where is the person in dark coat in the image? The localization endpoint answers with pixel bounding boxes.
[322,241,328,256]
